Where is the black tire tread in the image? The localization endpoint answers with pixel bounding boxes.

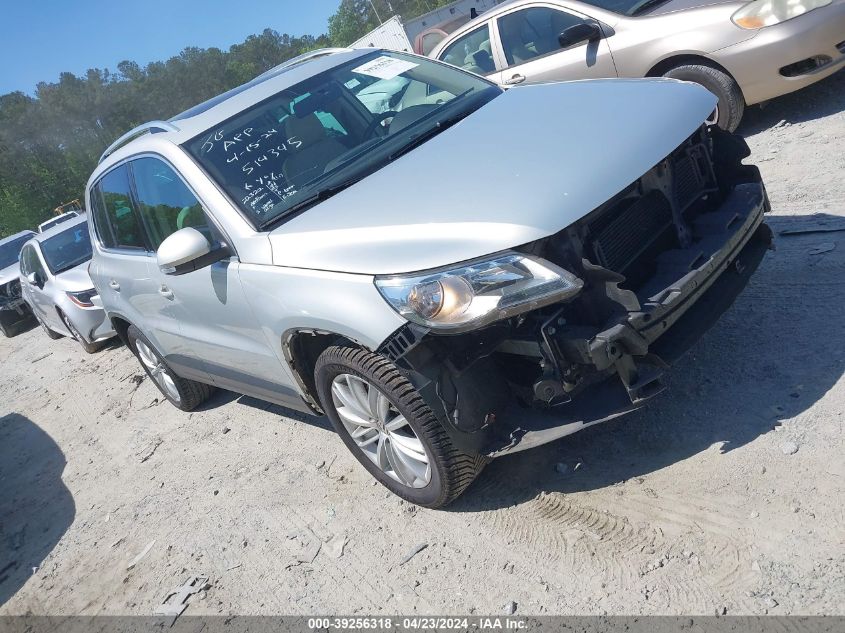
[663,63,745,132]
[127,324,214,411]
[316,345,486,508]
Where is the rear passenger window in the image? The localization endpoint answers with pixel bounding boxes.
[439,25,495,74]
[93,166,146,249]
[130,157,212,250]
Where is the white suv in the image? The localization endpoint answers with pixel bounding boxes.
[87,49,771,507]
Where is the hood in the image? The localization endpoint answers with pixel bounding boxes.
[53,261,95,292]
[269,78,716,275]
[0,264,21,287]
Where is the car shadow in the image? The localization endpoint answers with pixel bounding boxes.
[0,414,75,607]
[737,69,845,136]
[193,388,333,431]
[452,213,845,512]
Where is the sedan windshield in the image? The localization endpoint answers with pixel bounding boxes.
[184,51,499,228]
[0,235,32,269]
[41,222,92,275]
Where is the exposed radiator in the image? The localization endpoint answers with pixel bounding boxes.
[590,191,673,275]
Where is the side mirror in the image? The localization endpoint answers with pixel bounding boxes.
[558,22,601,49]
[157,227,231,275]
[25,272,39,286]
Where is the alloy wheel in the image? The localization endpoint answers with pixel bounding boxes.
[330,373,431,489]
[135,339,181,404]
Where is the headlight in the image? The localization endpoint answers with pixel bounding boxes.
[375,253,583,331]
[732,0,831,29]
[66,288,98,308]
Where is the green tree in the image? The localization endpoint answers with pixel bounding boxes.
[0,29,329,237]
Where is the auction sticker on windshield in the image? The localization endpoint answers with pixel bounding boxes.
[352,56,418,80]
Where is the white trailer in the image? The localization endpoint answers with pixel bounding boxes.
[350,15,414,52]
[350,0,503,55]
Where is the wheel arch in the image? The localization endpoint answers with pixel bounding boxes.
[282,328,371,414]
[646,54,745,100]
[108,313,133,347]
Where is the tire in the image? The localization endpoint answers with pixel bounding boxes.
[0,310,21,338]
[663,63,745,132]
[35,312,63,340]
[59,310,100,354]
[314,345,486,508]
[126,324,214,411]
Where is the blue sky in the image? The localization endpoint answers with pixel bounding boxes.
[0,0,340,95]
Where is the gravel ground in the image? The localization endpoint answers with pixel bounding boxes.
[1,71,843,616]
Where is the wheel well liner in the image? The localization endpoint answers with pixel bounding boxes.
[647,54,737,84]
[109,314,132,347]
[283,329,362,413]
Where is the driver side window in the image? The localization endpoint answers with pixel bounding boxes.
[130,157,213,250]
[498,7,583,67]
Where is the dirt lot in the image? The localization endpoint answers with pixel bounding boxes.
[1,72,844,617]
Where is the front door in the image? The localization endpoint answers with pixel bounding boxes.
[20,244,59,330]
[491,4,618,86]
[128,155,294,403]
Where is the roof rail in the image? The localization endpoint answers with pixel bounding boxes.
[98,120,180,164]
[256,48,351,81]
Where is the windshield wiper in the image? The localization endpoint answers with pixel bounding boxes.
[387,111,473,163]
[630,0,671,15]
[258,178,362,229]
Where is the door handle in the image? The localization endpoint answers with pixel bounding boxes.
[159,285,174,300]
[109,280,120,291]
[504,74,526,85]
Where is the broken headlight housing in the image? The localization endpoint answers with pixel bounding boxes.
[375,253,583,332]
[732,0,831,29]
[66,288,98,308]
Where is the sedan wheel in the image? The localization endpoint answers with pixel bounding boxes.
[60,311,98,353]
[331,373,431,488]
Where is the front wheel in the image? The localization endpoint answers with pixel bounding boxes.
[60,310,99,353]
[314,346,485,508]
[662,63,745,132]
[35,312,63,340]
[126,324,214,411]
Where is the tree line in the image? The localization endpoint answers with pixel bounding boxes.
[0,0,453,237]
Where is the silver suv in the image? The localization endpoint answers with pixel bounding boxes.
[87,49,772,507]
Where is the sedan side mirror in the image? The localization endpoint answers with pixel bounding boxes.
[558,22,602,49]
[157,227,231,275]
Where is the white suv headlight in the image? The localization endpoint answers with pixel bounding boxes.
[375,253,583,331]
[732,0,831,29]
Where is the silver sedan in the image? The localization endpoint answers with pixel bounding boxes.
[431,0,845,130]
[19,216,115,353]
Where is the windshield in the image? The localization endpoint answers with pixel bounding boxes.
[0,235,32,269]
[577,0,670,15]
[40,222,92,275]
[40,212,78,232]
[184,51,499,228]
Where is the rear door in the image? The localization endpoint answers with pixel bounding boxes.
[436,22,499,77]
[127,155,290,402]
[87,164,182,365]
[490,3,617,86]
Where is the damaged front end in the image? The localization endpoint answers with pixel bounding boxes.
[378,125,773,458]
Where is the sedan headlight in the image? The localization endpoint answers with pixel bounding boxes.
[375,253,583,331]
[66,288,98,308]
[732,0,831,29]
